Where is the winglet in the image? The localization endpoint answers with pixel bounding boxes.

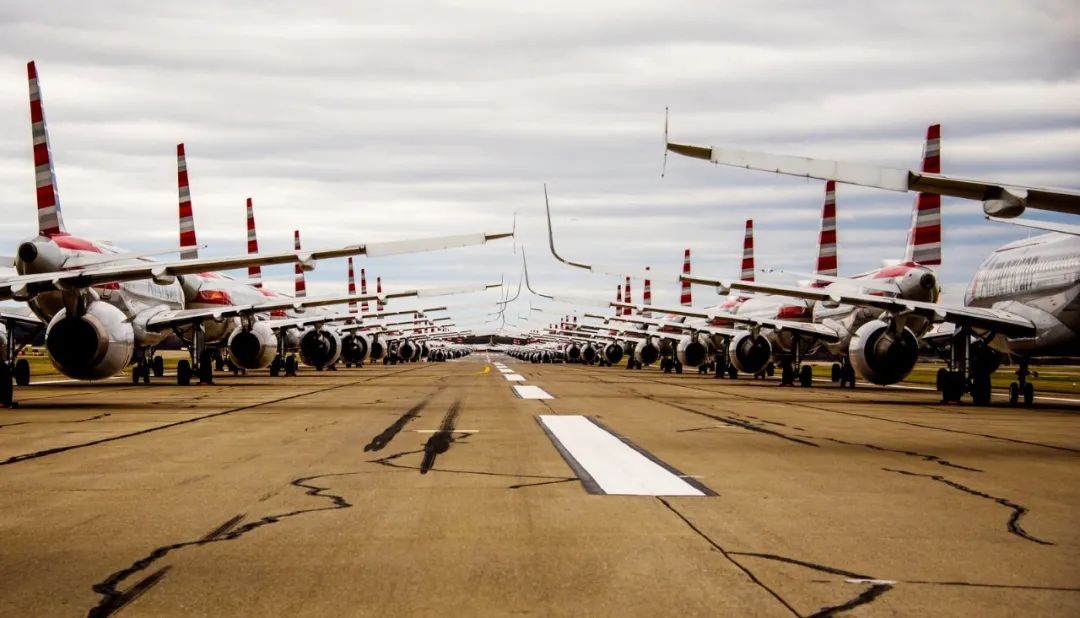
[28,61,66,236]
[661,107,670,178]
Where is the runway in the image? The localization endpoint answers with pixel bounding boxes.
[1,355,1078,616]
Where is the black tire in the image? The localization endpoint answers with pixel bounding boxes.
[153,355,165,378]
[781,364,794,386]
[132,366,140,384]
[727,365,738,379]
[971,375,992,406]
[1022,382,1034,406]
[936,368,948,391]
[674,362,683,375]
[799,365,813,388]
[941,371,962,403]
[14,359,30,387]
[0,362,13,408]
[842,366,856,388]
[830,363,841,383]
[284,355,298,376]
[1008,382,1019,405]
[199,351,214,384]
[142,366,151,384]
[177,360,192,386]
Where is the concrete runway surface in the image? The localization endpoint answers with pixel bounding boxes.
[1,355,1077,617]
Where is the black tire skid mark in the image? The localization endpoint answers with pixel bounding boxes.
[635,391,820,448]
[363,397,432,452]
[882,467,1054,545]
[2,364,432,467]
[87,472,356,617]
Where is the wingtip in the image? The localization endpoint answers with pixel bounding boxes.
[27,60,37,79]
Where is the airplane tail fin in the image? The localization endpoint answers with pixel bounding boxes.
[347,257,358,314]
[741,220,755,282]
[680,249,692,306]
[376,277,383,313]
[176,144,198,259]
[904,124,942,266]
[814,181,838,287]
[27,61,66,236]
[643,267,652,317]
[246,198,262,287]
[293,230,306,297]
[624,276,632,316]
[360,268,369,312]
[615,284,623,316]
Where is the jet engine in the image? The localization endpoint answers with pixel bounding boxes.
[398,340,416,362]
[299,328,342,369]
[566,344,581,362]
[581,344,598,364]
[676,336,710,368]
[227,321,277,369]
[602,342,624,365]
[728,331,771,374]
[341,333,369,365]
[45,301,135,380]
[849,319,919,385]
[634,340,660,366]
[369,339,386,361]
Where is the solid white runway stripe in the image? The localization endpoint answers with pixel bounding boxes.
[538,415,709,496]
[504,374,526,382]
[513,385,553,399]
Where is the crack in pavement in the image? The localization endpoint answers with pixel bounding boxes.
[0,413,111,431]
[637,392,819,447]
[2,365,432,467]
[87,472,357,617]
[811,435,982,472]
[882,468,1053,545]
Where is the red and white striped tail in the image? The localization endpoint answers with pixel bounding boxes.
[615,284,623,316]
[741,220,755,282]
[680,249,692,306]
[905,124,942,266]
[376,277,383,314]
[643,267,652,317]
[347,257,358,314]
[246,198,262,287]
[176,144,198,260]
[623,276,632,316]
[293,230,306,297]
[814,181,838,286]
[360,268,369,312]
[27,61,66,237]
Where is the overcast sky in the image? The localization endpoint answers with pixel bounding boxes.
[1,1,1077,333]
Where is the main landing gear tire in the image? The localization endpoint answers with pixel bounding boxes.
[971,375,992,406]
[0,362,14,408]
[152,355,165,378]
[940,371,964,403]
[270,355,282,377]
[284,355,298,376]
[1023,382,1034,406]
[799,365,813,388]
[177,360,192,386]
[14,359,30,387]
[831,363,841,383]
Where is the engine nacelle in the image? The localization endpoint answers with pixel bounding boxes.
[566,344,581,361]
[300,328,342,369]
[602,342,624,365]
[341,333,370,365]
[369,339,385,361]
[676,337,709,368]
[581,344,597,364]
[46,301,134,380]
[728,331,771,374]
[634,340,660,366]
[849,319,919,385]
[398,340,415,362]
[227,321,278,369]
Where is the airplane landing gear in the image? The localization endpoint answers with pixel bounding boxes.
[0,360,14,408]
[938,327,999,405]
[837,357,856,388]
[152,355,165,378]
[284,355,298,376]
[1008,359,1035,406]
[14,358,30,387]
[799,364,813,388]
[177,359,192,386]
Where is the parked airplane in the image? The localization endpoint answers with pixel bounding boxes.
[0,61,509,405]
[667,120,1078,405]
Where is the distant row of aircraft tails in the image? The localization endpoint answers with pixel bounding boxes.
[515,119,1077,406]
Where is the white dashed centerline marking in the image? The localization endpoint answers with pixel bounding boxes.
[513,385,554,399]
[503,374,527,382]
[538,415,712,496]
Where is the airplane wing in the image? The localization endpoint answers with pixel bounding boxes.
[593,313,738,338]
[2,231,511,301]
[987,216,1080,236]
[145,284,493,332]
[612,300,840,342]
[683,275,1036,338]
[666,140,1080,218]
[0,307,43,327]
